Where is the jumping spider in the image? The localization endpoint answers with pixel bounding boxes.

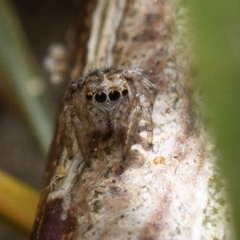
[63,67,157,165]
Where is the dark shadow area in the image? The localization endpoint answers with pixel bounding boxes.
[0,1,81,239]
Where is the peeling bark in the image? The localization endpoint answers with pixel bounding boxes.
[31,0,234,239]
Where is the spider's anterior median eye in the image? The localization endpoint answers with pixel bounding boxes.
[109,90,121,101]
[95,92,107,103]
[86,94,93,100]
[122,89,128,96]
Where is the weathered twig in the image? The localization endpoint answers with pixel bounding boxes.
[31,0,233,239]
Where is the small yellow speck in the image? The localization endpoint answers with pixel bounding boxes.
[56,165,67,176]
[153,156,165,165]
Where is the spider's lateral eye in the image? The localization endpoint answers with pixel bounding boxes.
[86,94,93,100]
[122,89,128,96]
[109,90,121,101]
[64,95,73,105]
[69,84,77,95]
[95,92,107,103]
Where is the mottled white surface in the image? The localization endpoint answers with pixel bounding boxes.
[47,0,234,239]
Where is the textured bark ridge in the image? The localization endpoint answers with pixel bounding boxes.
[31,0,233,239]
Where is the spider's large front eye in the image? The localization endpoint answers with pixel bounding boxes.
[86,94,93,100]
[109,90,121,101]
[122,89,128,96]
[95,92,107,103]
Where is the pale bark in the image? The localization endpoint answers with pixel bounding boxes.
[31,0,234,239]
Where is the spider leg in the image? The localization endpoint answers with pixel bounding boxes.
[147,121,153,146]
[63,106,74,159]
[143,101,154,146]
[71,113,90,165]
[122,68,157,93]
[123,94,154,159]
[64,106,90,164]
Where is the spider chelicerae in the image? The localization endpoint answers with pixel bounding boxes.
[63,67,157,164]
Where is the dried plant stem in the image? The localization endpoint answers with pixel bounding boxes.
[31,0,234,239]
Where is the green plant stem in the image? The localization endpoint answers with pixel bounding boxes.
[0,0,55,154]
[191,0,240,237]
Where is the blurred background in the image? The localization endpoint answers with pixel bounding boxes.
[1,0,240,239]
[0,0,80,239]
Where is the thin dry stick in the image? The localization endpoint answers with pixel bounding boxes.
[31,0,233,239]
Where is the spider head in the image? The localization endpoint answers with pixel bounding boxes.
[83,73,129,103]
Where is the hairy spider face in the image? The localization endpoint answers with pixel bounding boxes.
[63,67,156,161]
[82,73,129,104]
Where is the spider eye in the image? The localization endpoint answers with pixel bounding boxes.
[86,94,93,100]
[64,95,72,104]
[122,89,128,96]
[109,90,121,101]
[95,92,107,103]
